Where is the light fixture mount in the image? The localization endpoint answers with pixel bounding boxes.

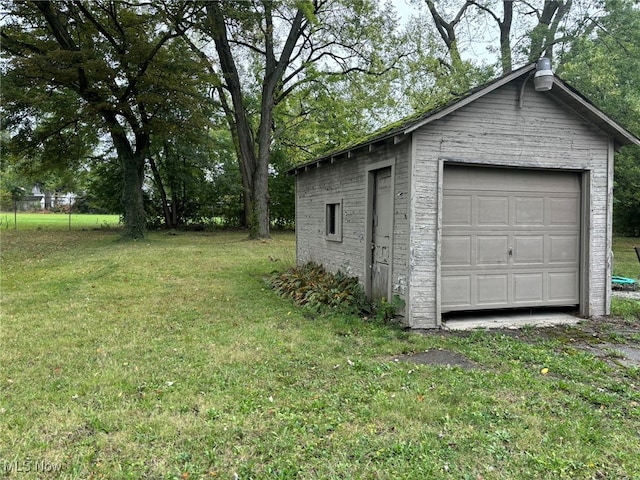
[534,57,554,92]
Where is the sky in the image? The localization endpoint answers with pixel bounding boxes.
[386,0,496,65]
[389,0,422,23]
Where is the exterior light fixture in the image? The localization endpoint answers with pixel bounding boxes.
[534,57,554,92]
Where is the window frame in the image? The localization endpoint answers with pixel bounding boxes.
[325,199,343,242]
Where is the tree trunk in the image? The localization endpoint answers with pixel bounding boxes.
[499,1,513,73]
[171,189,179,228]
[44,190,52,210]
[254,97,273,239]
[528,0,571,62]
[205,2,306,239]
[470,1,513,74]
[148,155,173,228]
[207,2,258,233]
[216,86,252,228]
[119,149,146,239]
[237,149,255,229]
[426,0,471,71]
[106,118,147,239]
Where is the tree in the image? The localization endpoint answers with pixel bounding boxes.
[422,0,590,74]
[0,163,29,211]
[1,1,210,239]
[181,0,401,238]
[81,157,123,215]
[526,0,576,62]
[142,35,219,230]
[467,1,514,72]
[0,58,100,205]
[557,0,640,235]
[207,129,245,228]
[146,129,219,229]
[425,0,473,72]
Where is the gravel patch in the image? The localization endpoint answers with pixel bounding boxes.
[612,289,640,300]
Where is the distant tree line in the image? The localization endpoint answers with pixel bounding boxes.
[1,0,638,237]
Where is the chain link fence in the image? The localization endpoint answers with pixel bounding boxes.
[1,194,120,231]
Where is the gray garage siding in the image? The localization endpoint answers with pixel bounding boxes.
[295,154,366,278]
[295,141,411,307]
[408,82,612,328]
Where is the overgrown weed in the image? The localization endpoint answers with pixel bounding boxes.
[269,262,404,322]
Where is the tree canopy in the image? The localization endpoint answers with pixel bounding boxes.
[1,1,213,238]
[558,0,640,234]
[186,0,404,238]
[1,0,638,236]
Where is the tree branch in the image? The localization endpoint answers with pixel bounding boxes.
[75,2,124,54]
[35,1,79,51]
[0,31,45,56]
[228,38,267,56]
[119,30,180,104]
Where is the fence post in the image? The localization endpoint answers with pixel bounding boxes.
[14,200,17,230]
[68,194,74,231]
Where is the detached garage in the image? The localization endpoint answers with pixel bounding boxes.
[291,62,640,328]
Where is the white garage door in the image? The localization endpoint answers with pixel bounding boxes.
[441,165,581,312]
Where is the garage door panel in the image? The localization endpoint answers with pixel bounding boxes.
[477,274,508,304]
[477,236,509,265]
[442,236,471,266]
[550,197,580,225]
[513,273,544,302]
[443,195,472,226]
[549,235,579,263]
[515,197,544,225]
[442,166,580,313]
[513,236,544,264]
[478,196,509,225]
[441,276,471,307]
[549,272,579,300]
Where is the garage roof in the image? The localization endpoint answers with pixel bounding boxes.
[289,63,640,175]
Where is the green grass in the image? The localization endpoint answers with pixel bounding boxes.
[1,230,639,479]
[612,236,640,320]
[613,236,640,280]
[611,297,640,322]
[0,212,121,231]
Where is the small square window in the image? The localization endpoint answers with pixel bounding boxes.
[325,201,342,242]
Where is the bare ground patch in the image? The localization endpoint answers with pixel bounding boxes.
[535,315,640,368]
[392,314,640,369]
[391,349,478,369]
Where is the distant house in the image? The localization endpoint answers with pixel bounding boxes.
[15,185,75,211]
[289,62,640,329]
[17,185,44,211]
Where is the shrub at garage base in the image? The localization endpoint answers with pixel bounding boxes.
[269,262,404,322]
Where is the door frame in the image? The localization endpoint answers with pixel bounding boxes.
[365,159,396,301]
[579,169,591,318]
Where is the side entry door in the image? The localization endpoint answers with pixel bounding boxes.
[370,167,392,301]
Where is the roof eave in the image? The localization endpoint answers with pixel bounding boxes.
[288,63,640,176]
[287,64,538,176]
[549,79,640,148]
[287,131,409,175]
[403,64,537,135]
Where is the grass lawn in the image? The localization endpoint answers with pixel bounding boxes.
[0,212,121,231]
[1,230,639,479]
[613,236,640,279]
[612,236,640,320]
